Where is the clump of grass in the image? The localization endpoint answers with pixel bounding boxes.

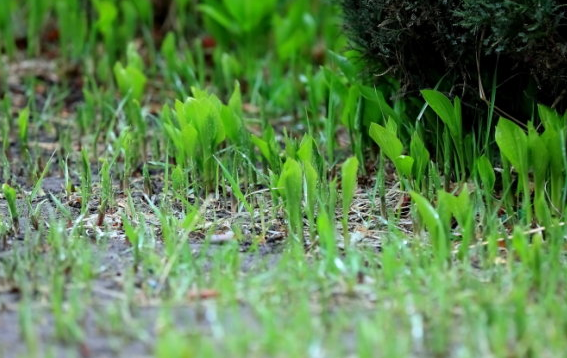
[2,183,18,234]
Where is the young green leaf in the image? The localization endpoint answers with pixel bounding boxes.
[410,191,449,262]
[278,159,304,241]
[475,155,495,191]
[17,107,30,146]
[317,209,336,264]
[394,155,414,178]
[495,117,528,175]
[369,122,403,162]
[421,90,462,141]
[215,156,253,214]
[2,183,18,230]
[410,133,430,183]
[341,156,359,245]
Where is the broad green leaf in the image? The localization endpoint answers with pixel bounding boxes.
[361,86,400,125]
[528,124,549,190]
[410,133,430,180]
[221,0,276,32]
[161,32,177,70]
[542,129,563,175]
[410,191,448,259]
[437,190,456,230]
[17,107,30,144]
[304,161,318,232]
[251,136,271,163]
[228,81,242,114]
[181,124,198,159]
[512,227,529,263]
[163,124,184,163]
[297,135,314,165]
[541,128,564,208]
[341,156,359,220]
[534,191,552,225]
[278,159,304,240]
[495,117,528,175]
[113,62,147,101]
[94,0,117,36]
[538,104,564,131]
[394,155,414,178]
[453,187,471,226]
[410,191,446,240]
[220,106,243,143]
[327,50,357,80]
[385,117,398,135]
[421,89,461,140]
[278,159,303,199]
[369,123,403,162]
[2,183,18,223]
[126,42,144,71]
[475,155,495,191]
[317,210,336,260]
[340,85,360,127]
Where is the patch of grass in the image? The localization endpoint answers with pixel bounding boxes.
[0,1,566,357]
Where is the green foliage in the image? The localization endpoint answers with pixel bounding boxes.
[369,119,430,190]
[273,1,317,60]
[114,43,147,101]
[162,86,247,192]
[55,0,88,59]
[199,0,278,37]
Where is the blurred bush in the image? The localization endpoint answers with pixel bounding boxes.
[341,0,567,119]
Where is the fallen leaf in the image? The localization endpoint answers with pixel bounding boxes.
[187,288,219,300]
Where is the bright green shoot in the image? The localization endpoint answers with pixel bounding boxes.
[114,43,147,102]
[2,183,18,233]
[278,159,304,243]
[80,149,92,213]
[17,107,30,149]
[341,156,359,247]
[298,135,319,240]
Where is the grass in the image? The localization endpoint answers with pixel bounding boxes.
[1,0,567,357]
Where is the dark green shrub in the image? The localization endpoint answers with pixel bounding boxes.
[341,0,567,119]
